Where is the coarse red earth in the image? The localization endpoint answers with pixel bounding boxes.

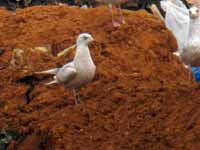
[0,5,200,150]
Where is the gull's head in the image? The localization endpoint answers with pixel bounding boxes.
[189,5,199,19]
[77,33,94,45]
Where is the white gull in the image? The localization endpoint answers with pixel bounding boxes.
[36,33,96,104]
[161,0,200,67]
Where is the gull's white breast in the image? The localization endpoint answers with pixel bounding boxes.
[66,47,96,89]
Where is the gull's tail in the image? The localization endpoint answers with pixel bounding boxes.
[150,4,164,20]
[35,68,59,75]
[45,80,58,86]
[57,44,76,57]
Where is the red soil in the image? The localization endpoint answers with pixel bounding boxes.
[0,5,200,150]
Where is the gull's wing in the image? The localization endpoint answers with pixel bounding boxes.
[54,62,77,84]
[35,68,59,75]
[171,0,188,8]
[161,0,190,52]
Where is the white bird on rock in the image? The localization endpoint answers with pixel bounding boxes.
[180,4,200,67]
[161,0,200,67]
[35,33,96,105]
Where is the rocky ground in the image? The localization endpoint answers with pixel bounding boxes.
[0,5,200,150]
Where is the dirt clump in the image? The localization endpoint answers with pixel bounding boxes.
[0,5,200,150]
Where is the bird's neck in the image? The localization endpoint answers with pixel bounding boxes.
[74,43,93,63]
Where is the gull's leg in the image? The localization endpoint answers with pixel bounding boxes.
[183,64,191,81]
[6,0,16,10]
[189,69,193,82]
[118,4,125,24]
[6,0,11,5]
[185,65,193,82]
[87,0,92,8]
[73,89,80,105]
[16,1,20,8]
[189,67,194,83]
[108,4,120,27]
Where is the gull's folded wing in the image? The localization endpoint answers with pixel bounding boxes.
[161,0,190,52]
[55,62,77,84]
[35,68,59,75]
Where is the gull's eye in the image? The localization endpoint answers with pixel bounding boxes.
[83,36,88,40]
[196,9,199,13]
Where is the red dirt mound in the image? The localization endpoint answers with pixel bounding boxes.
[0,5,200,150]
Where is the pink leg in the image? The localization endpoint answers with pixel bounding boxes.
[186,65,194,82]
[118,4,125,24]
[189,70,193,82]
[6,0,16,10]
[6,0,14,6]
[73,89,80,105]
[108,4,120,27]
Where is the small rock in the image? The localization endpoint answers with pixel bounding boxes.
[0,48,4,55]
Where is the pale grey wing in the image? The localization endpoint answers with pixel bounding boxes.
[171,0,187,8]
[35,68,59,75]
[35,61,73,75]
[161,0,190,52]
[55,62,77,84]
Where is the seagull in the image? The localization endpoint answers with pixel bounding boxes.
[97,0,128,27]
[180,5,200,67]
[161,0,190,53]
[161,0,200,67]
[161,0,200,81]
[35,33,96,105]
